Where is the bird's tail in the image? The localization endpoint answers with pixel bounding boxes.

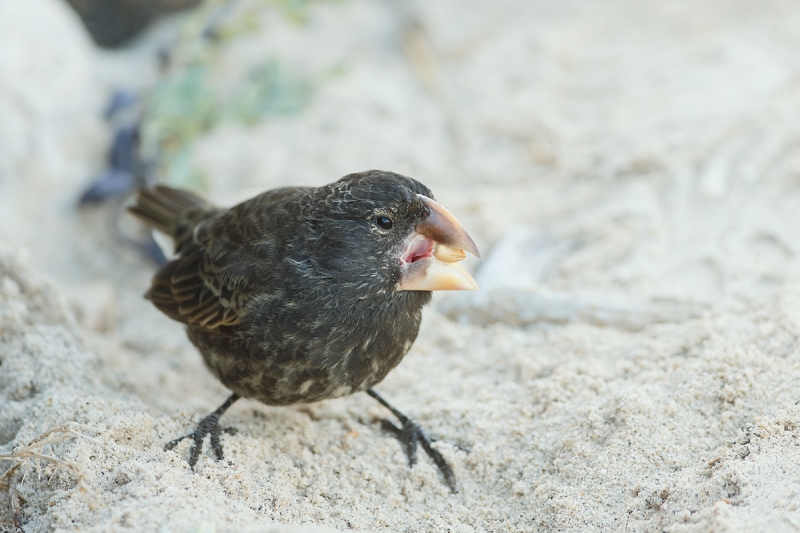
[128,185,209,238]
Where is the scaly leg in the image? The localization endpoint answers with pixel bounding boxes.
[366,388,456,493]
[164,393,240,467]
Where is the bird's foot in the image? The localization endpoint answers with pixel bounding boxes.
[379,417,457,493]
[367,389,456,493]
[164,394,240,468]
[163,414,236,467]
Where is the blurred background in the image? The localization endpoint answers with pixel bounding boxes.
[3,1,800,529]
[3,0,800,334]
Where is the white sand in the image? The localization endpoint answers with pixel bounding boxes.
[2,0,800,531]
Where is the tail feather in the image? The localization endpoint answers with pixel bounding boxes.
[128,185,208,238]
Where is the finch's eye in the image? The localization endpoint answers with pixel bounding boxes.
[376,216,393,230]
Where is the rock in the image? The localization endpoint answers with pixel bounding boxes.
[439,287,705,331]
[473,227,579,291]
[0,0,104,272]
[0,0,101,186]
[64,0,200,48]
[441,226,705,330]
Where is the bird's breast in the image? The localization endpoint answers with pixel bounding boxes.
[192,291,428,406]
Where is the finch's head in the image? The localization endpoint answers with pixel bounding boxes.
[305,170,479,297]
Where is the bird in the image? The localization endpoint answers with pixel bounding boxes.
[128,169,480,492]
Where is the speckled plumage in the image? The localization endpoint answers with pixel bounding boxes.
[132,171,433,405]
[130,170,473,492]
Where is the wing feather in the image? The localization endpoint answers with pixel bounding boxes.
[146,237,252,337]
[142,186,305,338]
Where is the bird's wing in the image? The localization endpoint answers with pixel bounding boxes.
[144,187,307,337]
[145,219,267,336]
[145,245,244,334]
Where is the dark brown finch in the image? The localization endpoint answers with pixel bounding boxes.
[128,170,479,492]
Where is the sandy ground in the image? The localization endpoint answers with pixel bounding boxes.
[2,0,800,531]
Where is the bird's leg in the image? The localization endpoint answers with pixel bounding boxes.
[366,388,457,493]
[164,393,240,468]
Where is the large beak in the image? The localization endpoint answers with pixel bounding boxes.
[398,195,480,291]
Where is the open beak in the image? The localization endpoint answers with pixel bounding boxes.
[398,195,480,291]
